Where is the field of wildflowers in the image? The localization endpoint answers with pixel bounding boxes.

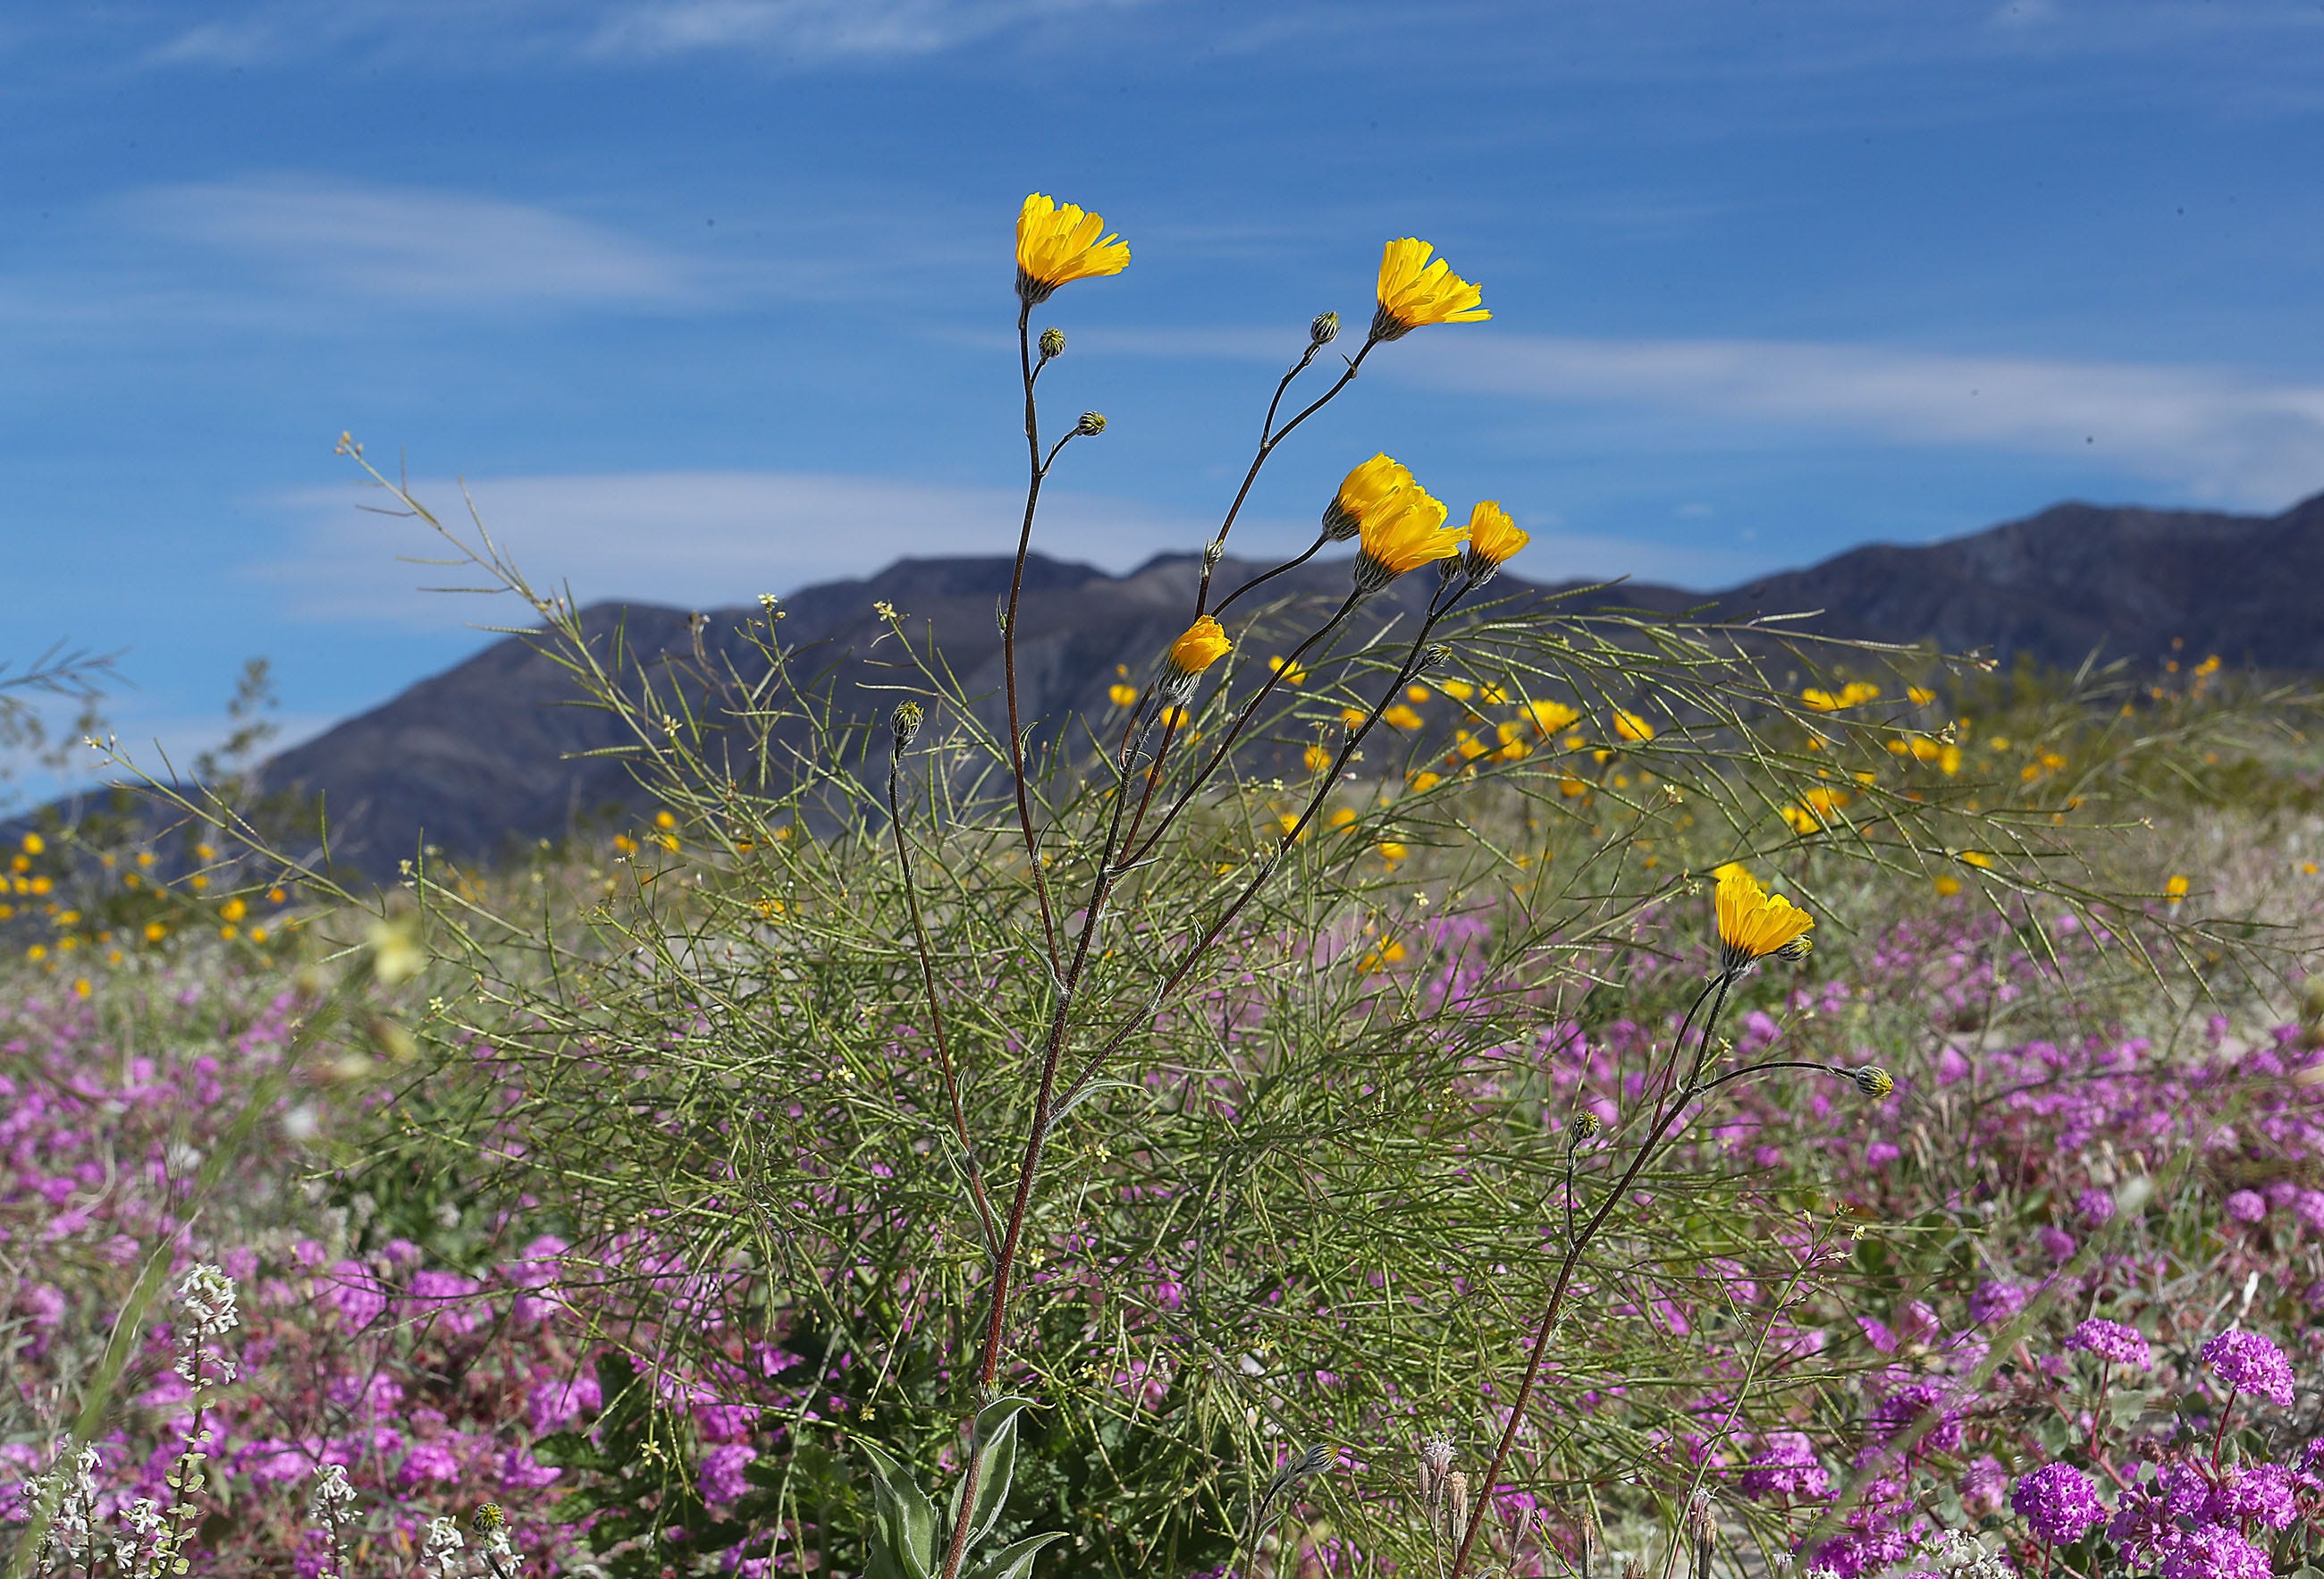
[6,194,2324,1579]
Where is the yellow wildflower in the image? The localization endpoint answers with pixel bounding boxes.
[1268,655,1307,687]
[1352,487,1460,592]
[1958,850,1993,869]
[1108,683,1139,708]
[20,832,42,856]
[1341,706,1370,728]
[1383,704,1426,731]
[1524,700,1579,735]
[1933,874,1963,897]
[1303,744,1334,773]
[1459,501,1529,583]
[1166,615,1233,682]
[2164,874,2190,903]
[1907,686,1937,705]
[1612,710,1656,743]
[1321,452,1417,541]
[1408,770,1442,793]
[1714,865,1814,979]
[1377,840,1408,864]
[1371,238,1489,342]
[1015,193,1130,305]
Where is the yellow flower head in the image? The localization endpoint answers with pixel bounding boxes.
[1460,502,1529,582]
[1015,193,1130,305]
[1166,615,1233,678]
[1523,699,1580,735]
[1371,238,1489,342]
[1714,865,1815,978]
[1352,487,1461,593]
[1612,709,1656,743]
[1321,452,1417,541]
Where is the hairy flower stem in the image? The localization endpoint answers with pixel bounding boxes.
[1193,338,1377,617]
[1214,533,1329,616]
[1006,303,1064,971]
[1445,992,1739,1579]
[888,758,1003,1262]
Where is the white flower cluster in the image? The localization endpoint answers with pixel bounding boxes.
[307,1463,358,1579]
[1913,1528,2018,1579]
[113,1495,166,1579]
[172,1262,243,1386]
[422,1515,468,1575]
[21,1441,103,1566]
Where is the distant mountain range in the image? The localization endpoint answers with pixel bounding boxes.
[196,488,2324,874]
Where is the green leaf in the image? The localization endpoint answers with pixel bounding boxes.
[853,1436,939,1579]
[945,1396,1038,1559]
[963,1531,1067,1579]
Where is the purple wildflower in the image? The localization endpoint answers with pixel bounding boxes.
[2011,1463,2106,1544]
[1739,1430,1831,1499]
[2159,1524,2271,1579]
[699,1443,758,1504]
[2064,1317,2151,1368]
[2075,1186,2117,1226]
[1969,1280,2027,1325]
[2208,1463,2298,1531]
[2200,1329,2296,1408]
[2223,1189,2266,1223]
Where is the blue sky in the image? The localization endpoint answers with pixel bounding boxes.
[9,0,2324,794]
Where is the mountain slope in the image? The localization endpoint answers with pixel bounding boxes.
[218,487,2324,872]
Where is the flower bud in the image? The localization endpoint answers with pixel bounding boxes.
[1851,1065,1894,1099]
[1039,325,1066,360]
[1204,536,1227,568]
[1076,411,1107,436]
[1570,1111,1601,1144]
[471,1503,506,1534]
[1419,644,1453,671]
[1310,311,1340,346]
[892,702,925,748]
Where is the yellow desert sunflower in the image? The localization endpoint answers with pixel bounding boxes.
[1321,452,1417,541]
[1351,488,1461,593]
[1458,501,1530,583]
[1162,615,1232,697]
[1015,193,1131,305]
[1371,238,1489,342]
[1713,865,1814,979]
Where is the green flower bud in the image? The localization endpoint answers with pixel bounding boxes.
[1310,311,1341,346]
[1076,411,1107,436]
[1039,325,1066,360]
[892,702,925,748]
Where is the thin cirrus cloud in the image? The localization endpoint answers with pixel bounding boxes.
[1387,334,2324,509]
[117,175,713,309]
[580,0,1148,61]
[246,469,1264,627]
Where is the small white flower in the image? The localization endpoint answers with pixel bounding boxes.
[422,1515,468,1575]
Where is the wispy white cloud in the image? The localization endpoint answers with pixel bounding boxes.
[246,469,1278,626]
[118,175,710,308]
[583,0,1142,61]
[1392,334,2324,510]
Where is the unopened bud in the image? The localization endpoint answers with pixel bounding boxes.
[1570,1111,1601,1144]
[892,702,925,748]
[1438,555,1464,584]
[1419,644,1453,671]
[1039,325,1065,360]
[1076,411,1107,436]
[1850,1065,1894,1099]
[1309,311,1340,346]
[1446,1472,1470,1541]
[1204,537,1227,568]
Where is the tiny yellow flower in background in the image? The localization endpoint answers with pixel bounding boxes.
[1523,699,1579,735]
[1408,770,1442,792]
[1108,682,1140,707]
[1371,238,1489,342]
[195,842,216,861]
[1276,812,1310,843]
[2164,874,2190,903]
[1907,686,1937,705]
[221,897,248,923]
[1352,487,1461,593]
[1268,655,1307,687]
[72,977,90,1000]
[1459,501,1529,584]
[654,809,677,830]
[1612,710,1656,743]
[26,943,46,962]
[1158,705,1190,729]
[1321,452,1417,542]
[143,920,167,944]
[1166,615,1233,680]
[1958,850,1993,869]
[1328,807,1358,829]
[1558,775,1590,798]
[1304,744,1334,773]
[1933,874,1963,897]
[1377,840,1408,864]
[1015,193,1130,305]
[1340,705,1369,728]
[1407,684,1433,704]
[1439,679,1475,702]
[1714,865,1814,979]
[135,850,155,867]
[21,832,42,855]
[1383,704,1426,731]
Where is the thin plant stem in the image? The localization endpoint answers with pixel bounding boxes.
[1003,301,1063,971]
[1215,533,1329,616]
[888,756,1002,1262]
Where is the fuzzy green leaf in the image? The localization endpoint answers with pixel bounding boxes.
[963,1530,1067,1579]
[853,1436,939,1579]
[944,1396,1037,1558]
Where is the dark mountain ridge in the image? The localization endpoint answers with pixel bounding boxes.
[94,488,2324,874]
